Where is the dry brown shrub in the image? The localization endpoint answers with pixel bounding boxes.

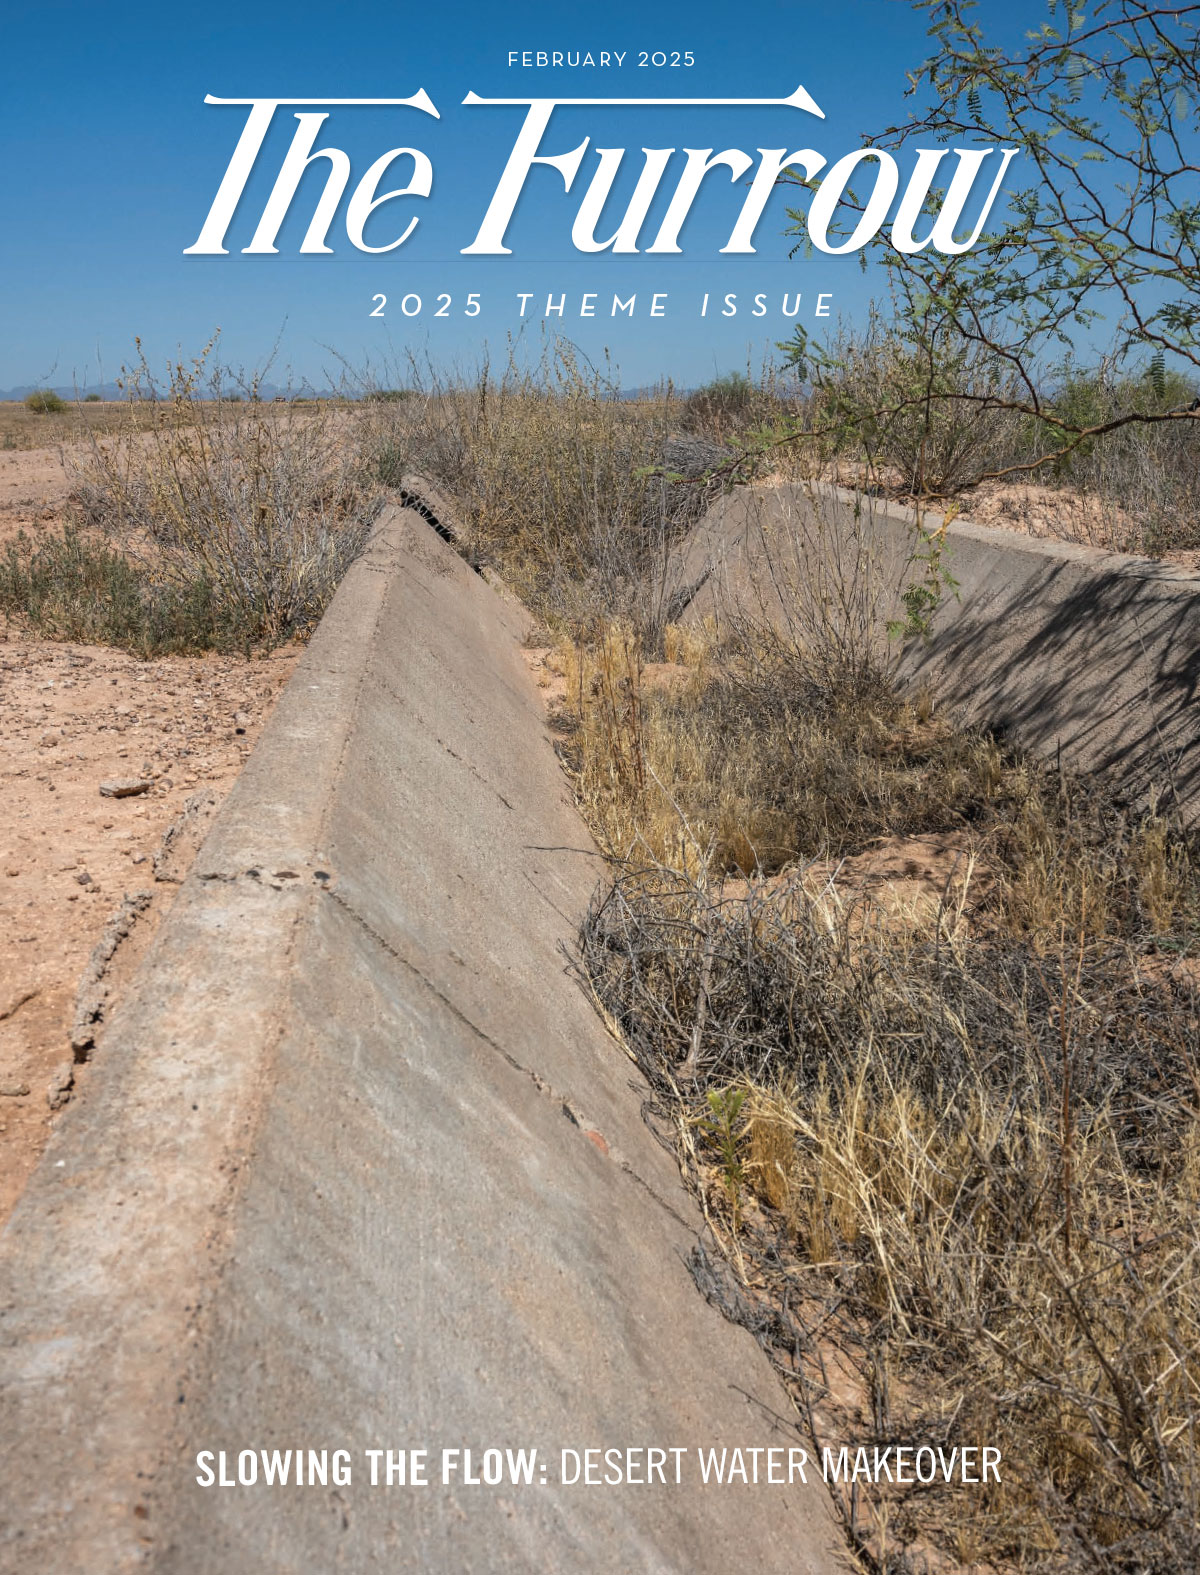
[69,339,381,648]
[361,339,710,644]
[581,835,1200,1571]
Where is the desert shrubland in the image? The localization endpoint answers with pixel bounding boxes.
[438,370,1200,1569]
[5,328,1198,1566]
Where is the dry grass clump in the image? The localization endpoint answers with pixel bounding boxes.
[794,311,1032,498]
[554,621,1008,877]
[986,361,1199,560]
[67,340,381,648]
[0,524,254,656]
[363,341,710,643]
[679,368,805,449]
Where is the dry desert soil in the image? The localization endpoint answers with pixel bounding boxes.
[0,421,300,1223]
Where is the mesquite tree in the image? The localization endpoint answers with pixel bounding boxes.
[783,1,1200,491]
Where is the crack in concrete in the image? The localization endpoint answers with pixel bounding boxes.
[196,864,334,893]
[322,884,693,1232]
[356,667,520,817]
[436,735,515,811]
[396,488,457,545]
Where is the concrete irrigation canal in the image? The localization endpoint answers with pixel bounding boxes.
[0,501,846,1574]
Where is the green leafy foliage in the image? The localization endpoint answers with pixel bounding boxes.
[780,3,1200,488]
[24,389,65,414]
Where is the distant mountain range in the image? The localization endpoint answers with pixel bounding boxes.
[0,381,698,403]
[0,381,323,402]
[0,382,126,402]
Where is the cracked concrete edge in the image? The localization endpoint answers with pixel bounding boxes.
[70,889,154,1054]
[0,510,401,1570]
[395,472,464,544]
[825,481,1200,587]
[395,471,537,618]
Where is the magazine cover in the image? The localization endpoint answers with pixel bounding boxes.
[2,2,1198,1570]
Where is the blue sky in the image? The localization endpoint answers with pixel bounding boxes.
[2,0,1021,390]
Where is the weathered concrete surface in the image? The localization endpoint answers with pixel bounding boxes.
[0,506,846,1574]
[678,482,1200,820]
